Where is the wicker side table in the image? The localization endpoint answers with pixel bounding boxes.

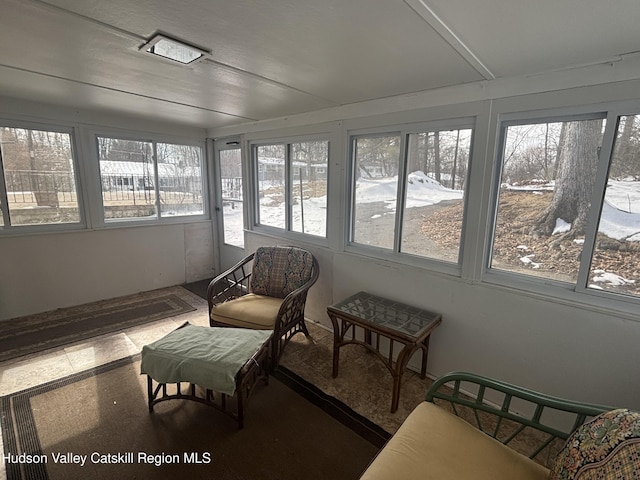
[327,291,442,413]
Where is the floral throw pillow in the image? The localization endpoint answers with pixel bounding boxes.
[250,246,314,298]
[549,408,640,480]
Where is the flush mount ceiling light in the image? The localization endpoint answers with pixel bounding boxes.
[140,34,209,65]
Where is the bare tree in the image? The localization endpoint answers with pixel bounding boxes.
[433,132,442,183]
[611,115,640,180]
[451,130,460,189]
[535,119,603,237]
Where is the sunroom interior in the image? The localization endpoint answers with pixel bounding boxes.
[1,0,640,421]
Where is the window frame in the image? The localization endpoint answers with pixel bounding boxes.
[483,103,640,310]
[249,133,330,243]
[0,120,86,234]
[93,132,208,226]
[345,117,476,276]
[347,130,403,252]
[214,138,246,249]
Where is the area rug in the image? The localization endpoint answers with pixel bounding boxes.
[1,356,382,480]
[0,294,196,363]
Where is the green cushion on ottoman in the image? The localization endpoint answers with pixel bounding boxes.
[140,324,273,396]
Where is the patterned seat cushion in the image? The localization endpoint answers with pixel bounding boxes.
[250,246,314,298]
[549,408,640,480]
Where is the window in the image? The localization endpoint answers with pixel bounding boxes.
[349,125,473,264]
[589,114,640,298]
[97,136,204,221]
[256,144,286,229]
[400,129,472,262]
[0,125,82,229]
[490,111,640,301]
[351,134,401,249]
[254,139,328,237]
[219,146,244,247]
[490,117,606,284]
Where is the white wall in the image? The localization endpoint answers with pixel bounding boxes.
[0,222,215,321]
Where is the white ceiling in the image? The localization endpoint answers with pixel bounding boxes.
[1,0,640,129]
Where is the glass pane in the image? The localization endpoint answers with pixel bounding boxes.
[156,143,204,217]
[351,135,401,249]
[0,127,80,226]
[220,148,244,247]
[491,118,605,283]
[256,144,286,229]
[291,140,328,237]
[400,129,472,262]
[589,115,640,298]
[98,137,156,220]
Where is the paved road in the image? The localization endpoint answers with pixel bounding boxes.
[353,199,461,262]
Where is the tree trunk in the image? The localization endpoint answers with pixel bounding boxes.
[543,123,550,180]
[28,131,59,208]
[423,133,432,175]
[535,119,602,237]
[451,130,460,189]
[433,132,441,183]
[552,123,566,184]
[613,115,636,179]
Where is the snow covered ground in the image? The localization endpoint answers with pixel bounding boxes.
[510,178,640,290]
[509,179,640,240]
[355,171,463,210]
[221,173,639,292]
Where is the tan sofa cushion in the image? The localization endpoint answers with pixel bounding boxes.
[360,402,550,480]
[210,293,283,329]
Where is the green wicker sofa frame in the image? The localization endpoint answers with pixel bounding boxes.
[360,371,618,480]
[425,371,612,460]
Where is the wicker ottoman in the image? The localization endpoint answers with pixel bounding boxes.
[141,323,273,428]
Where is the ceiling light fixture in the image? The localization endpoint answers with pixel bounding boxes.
[140,34,209,65]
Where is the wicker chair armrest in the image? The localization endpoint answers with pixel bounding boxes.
[273,255,320,332]
[425,371,613,460]
[207,253,255,311]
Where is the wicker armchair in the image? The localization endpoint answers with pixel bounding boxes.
[207,245,319,368]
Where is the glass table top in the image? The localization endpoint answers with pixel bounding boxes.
[329,291,441,338]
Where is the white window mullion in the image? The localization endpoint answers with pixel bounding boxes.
[152,141,161,219]
[251,144,260,227]
[0,150,10,226]
[575,111,620,293]
[394,132,409,253]
[285,143,292,232]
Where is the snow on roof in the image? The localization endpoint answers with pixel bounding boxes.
[99,161,199,176]
[258,157,327,168]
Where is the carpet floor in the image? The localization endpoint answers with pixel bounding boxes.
[1,355,382,480]
[0,293,195,363]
